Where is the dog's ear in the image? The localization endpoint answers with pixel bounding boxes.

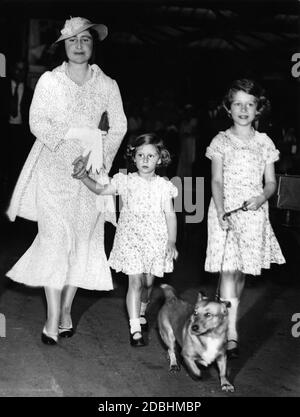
[196,291,208,303]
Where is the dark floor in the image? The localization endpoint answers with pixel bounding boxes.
[0,208,300,397]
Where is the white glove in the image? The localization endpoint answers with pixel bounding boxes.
[65,127,103,174]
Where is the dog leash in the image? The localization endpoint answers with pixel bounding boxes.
[222,201,248,220]
[215,201,248,301]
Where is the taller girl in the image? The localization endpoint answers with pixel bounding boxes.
[205,79,285,358]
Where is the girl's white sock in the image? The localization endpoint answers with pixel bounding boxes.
[129,318,141,334]
[221,297,239,342]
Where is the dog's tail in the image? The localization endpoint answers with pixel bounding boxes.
[160,284,177,302]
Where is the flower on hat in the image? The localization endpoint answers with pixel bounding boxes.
[61,17,86,37]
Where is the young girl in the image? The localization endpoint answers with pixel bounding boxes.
[205,79,285,358]
[73,133,178,347]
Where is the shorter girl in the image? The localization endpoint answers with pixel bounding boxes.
[205,79,285,358]
[73,133,178,347]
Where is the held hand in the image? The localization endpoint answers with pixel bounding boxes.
[66,127,104,174]
[217,211,229,230]
[166,241,179,261]
[72,155,88,179]
[245,195,266,211]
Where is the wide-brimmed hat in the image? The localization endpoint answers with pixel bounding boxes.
[55,17,108,43]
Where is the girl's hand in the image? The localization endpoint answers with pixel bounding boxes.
[166,241,179,261]
[217,210,229,230]
[72,155,89,179]
[245,195,266,211]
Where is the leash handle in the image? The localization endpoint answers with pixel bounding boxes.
[222,201,248,220]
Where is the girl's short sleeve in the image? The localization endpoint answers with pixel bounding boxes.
[164,179,178,200]
[110,172,127,195]
[263,134,280,164]
[205,133,225,160]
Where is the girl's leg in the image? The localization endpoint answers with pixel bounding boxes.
[219,271,240,353]
[140,273,155,327]
[44,287,62,341]
[60,285,78,329]
[127,274,144,341]
[235,272,245,299]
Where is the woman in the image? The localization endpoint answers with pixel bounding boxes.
[6,17,127,345]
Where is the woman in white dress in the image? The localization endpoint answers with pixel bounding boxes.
[6,17,127,345]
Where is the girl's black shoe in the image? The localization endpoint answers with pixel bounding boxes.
[130,331,146,347]
[140,316,148,332]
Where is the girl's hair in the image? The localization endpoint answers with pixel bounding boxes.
[223,78,270,119]
[126,133,171,169]
[51,28,99,67]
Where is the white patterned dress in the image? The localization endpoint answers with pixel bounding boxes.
[108,172,178,277]
[6,62,127,290]
[205,129,285,276]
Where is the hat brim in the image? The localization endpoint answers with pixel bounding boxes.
[55,23,108,43]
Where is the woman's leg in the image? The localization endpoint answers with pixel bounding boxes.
[127,274,144,340]
[44,287,62,340]
[60,285,78,328]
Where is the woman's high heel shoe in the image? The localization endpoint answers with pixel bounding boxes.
[58,325,74,338]
[41,327,58,345]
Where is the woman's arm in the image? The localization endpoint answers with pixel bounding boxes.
[29,72,69,151]
[102,79,127,172]
[164,197,178,260]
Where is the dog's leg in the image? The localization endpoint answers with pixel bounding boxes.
[159,325,180,372]
[183,355,202,379]
[215,354,235,392]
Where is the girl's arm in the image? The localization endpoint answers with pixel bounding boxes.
[246,162,277,210]
[164,197,178,260]
[80,175,116,196]
[211,156,227,228]
[72,157,116,195]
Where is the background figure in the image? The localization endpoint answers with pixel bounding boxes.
[6,17,127,345]
[176,104,199,179]
[0,60,33,202]
[205,79,285,359]
[127,103,143,145]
